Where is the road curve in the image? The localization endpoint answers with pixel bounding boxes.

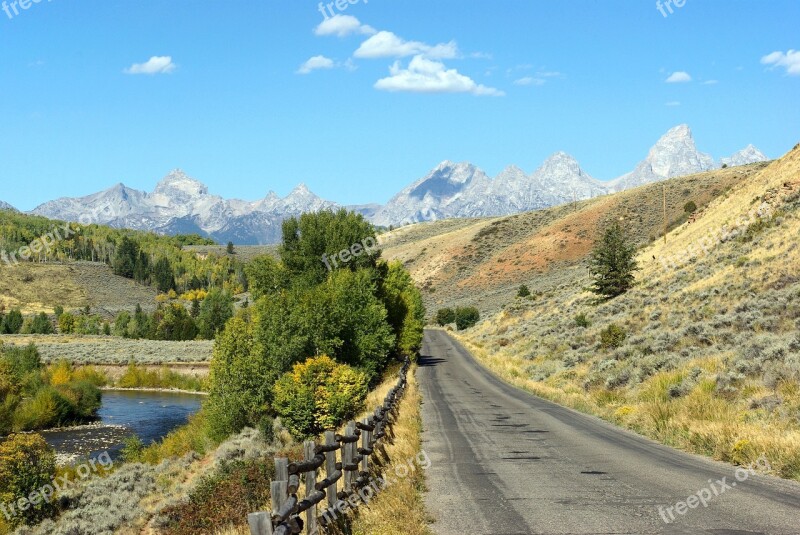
[418,329,800,535]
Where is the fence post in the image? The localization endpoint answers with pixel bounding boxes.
[324,431,337,509]
[304,441,318,535]
[272,457,289,515]
[248,511,274,535]
[361,417,371,473]
[344,421,355,493]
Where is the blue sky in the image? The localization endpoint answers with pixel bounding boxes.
[0,0,798,210]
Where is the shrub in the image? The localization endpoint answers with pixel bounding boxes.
[455,307,480,331]
[517,285,531,298]
[600,324,627,349]
[28,313,54,335]
[58,312,76,334]
[272,356,368,438]
[574,313,591,328]
[435,308,456,326]
[1,309,23,334]
[0,434,57,528]
[684,201,697,214]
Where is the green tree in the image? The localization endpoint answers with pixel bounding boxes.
[517,284,531,298]
[197,289,234,339]
[154,304,197,341]
[190,298,201,318]
[280,209,379,285]
[1,309,23,334]
[112,236,139,278]
[0,434,57,528]
[29,312,54,334]
[58,312,76,334]
[455,307,480,331]
[588,223,639,299]
[226,241,235,255]
[153,257,176,293]
[435,308,456,326]
[245,255,290,301]
[206,311,265,440]
[378,261,426,358]
[684,201,697,214]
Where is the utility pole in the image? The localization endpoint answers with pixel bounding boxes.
[663,184,668,244]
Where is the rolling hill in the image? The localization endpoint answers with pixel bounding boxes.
[385,143,800,479]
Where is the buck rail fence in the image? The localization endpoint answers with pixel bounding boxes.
[247,359,411,535]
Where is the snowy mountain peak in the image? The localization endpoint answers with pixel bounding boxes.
[538,151,584,175]
[721,145,768,167]
[153,169,209,197]
[612,124,714,190]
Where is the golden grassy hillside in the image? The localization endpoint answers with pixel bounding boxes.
[381,162,768,315]
[0,261,157,315]
[446,143,800,480]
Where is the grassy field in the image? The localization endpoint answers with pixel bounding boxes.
[0,334,213,364]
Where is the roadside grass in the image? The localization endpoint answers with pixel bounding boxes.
[457,329,800,482]
[343,365,433,535]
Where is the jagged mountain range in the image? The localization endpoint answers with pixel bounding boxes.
[24,124,767,244]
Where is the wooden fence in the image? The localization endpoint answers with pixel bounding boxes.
[247,360,410,535]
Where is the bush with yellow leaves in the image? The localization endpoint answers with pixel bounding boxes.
[272,356,368,438]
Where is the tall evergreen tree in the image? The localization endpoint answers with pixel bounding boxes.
[589,222,639,298]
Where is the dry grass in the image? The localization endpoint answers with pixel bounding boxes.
[344,366,433,535]
[0,334,213,364]
[0,261,157,316]
[409,145,800,482]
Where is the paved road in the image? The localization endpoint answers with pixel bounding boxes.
[418,329,800,535]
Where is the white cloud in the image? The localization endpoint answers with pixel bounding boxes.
[513,76,545,86]
[124,56,176,75]
[665,101,681,107]
[513,70,561,87]
[702,80,719,85]
[297,55,335,75]
[665,71,692,83]
[761,49,800,76]
[374,55,504,96]
[354,31,458,59]
[314,15,375,37]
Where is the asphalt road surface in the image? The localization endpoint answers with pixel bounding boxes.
[418,329,800,535]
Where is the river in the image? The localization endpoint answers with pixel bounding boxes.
[40,390,204,463]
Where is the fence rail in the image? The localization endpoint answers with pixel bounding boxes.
[248,359,410,535]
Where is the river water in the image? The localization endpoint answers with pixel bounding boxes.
[40,390,203,462]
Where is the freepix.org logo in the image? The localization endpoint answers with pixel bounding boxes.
[2,0,54,21]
